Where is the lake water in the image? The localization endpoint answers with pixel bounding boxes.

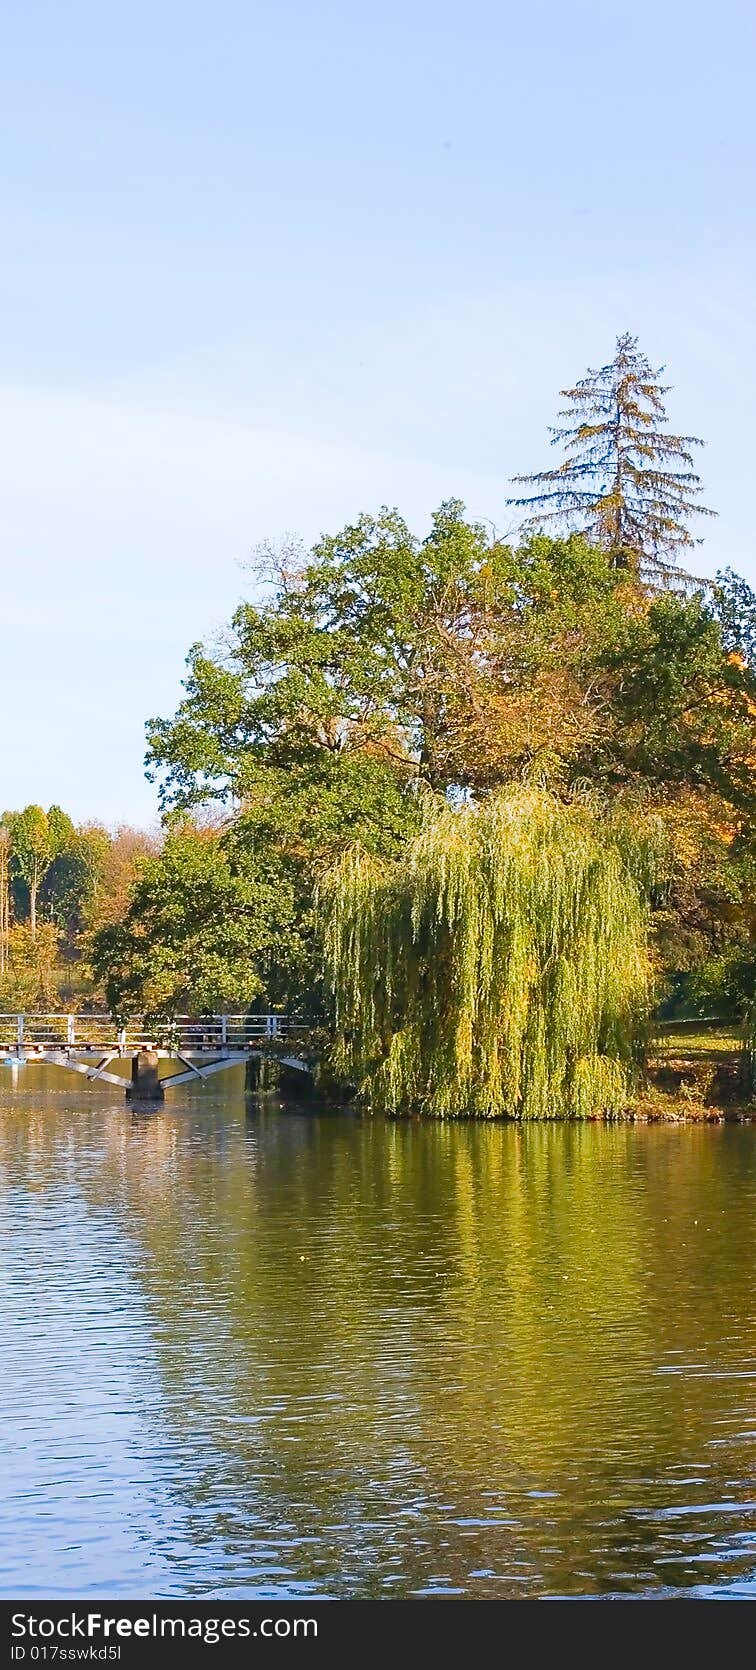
[1,1074,754,1599]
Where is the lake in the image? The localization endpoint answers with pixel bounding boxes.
[1,1073,754,1599]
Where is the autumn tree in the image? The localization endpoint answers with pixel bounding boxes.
[510,333,715,577]
[0,808,162,1007]
[147,502,496,801]
[79,823,158,933]
[146,505,628,810]
[0,922,59,1009]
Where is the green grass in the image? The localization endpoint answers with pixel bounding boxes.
[650,1020,743,1061]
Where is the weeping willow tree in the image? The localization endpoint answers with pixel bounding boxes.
[321,786,667,1119]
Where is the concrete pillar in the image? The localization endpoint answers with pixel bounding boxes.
[127,1049,164,1101]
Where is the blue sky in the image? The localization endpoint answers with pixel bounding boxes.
[2,1,754,824]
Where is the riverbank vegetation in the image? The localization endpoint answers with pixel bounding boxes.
[0,812,156,1009]
[7,335,756,1115]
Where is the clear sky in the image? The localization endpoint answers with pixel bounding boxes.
[2,1,755,825]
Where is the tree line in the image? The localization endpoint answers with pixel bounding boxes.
[6,334,755,1109]
[0,808,155,1009]
[91,336,755,1068]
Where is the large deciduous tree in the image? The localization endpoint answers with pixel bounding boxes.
[147,501,498,801]
[146,506,633,809]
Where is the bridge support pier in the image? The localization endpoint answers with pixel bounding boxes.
[245,1055,261,1092]
[126,1050,164,1102]
[245,1052,278,1092]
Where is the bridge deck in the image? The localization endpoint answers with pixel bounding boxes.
[0,1012,303,1052]
[0,1014,314,1088]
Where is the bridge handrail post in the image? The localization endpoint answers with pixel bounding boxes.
[117,1027,126,1056]
[221,1014,228,1050]
[16,1013,23,1053]
[67,1014,75,1048]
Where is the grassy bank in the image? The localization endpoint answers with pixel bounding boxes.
[631,1021,754,1122]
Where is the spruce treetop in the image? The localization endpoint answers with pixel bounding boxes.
[509,333,716,577]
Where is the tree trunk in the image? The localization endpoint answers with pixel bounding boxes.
[419,691,440,790]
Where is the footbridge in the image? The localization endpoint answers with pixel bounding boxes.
[0,1013,314,1098]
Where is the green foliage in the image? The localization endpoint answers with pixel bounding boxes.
[714,567,756,671]
[322,787,666,1118]
[41,825,102,935]
[147,499,506,801]
[510,332,715,573]
[91,823,303,1023]
[580,588,756,809]
[0,808,159,1009]
[235,751,419,869]
[146,510,649,809]
[147,507,754,820]
[4,805,54,936]
[687,950,756,1022]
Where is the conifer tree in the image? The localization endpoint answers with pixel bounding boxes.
[510,333,715,576]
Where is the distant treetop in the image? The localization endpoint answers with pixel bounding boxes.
[509,332,716,579]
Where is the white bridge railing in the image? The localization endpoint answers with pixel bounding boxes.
[0,1014,305,1055]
